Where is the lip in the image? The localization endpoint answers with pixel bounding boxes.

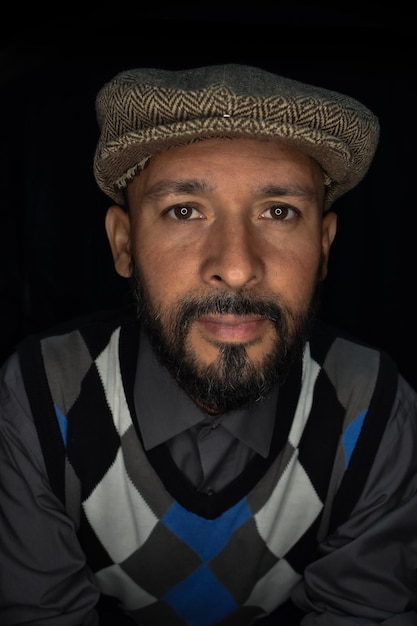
[196,314,267,343]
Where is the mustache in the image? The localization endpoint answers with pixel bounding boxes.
[171,292,286,335]
[131,262,287,326]
[180,293,281,318]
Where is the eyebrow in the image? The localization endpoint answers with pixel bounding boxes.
[143,179,319,201]
[259,183,319,200]
[144,179,212,199]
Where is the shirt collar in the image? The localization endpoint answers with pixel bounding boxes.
[134,329,278,457]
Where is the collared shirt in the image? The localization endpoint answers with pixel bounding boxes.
[134,331,278,494]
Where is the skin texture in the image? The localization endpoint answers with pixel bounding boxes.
[105,137,337,413]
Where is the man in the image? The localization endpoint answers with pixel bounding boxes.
[0,64,416,625]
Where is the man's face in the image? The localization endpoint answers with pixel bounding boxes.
[106,138,337,414]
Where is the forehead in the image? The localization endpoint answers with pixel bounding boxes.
[127,137,325,201]
[150,137,319,170]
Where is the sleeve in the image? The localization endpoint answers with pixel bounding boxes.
[291,375,417,625]
[0,353,100,626]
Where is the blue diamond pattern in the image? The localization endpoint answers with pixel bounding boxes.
[162,497,251,561]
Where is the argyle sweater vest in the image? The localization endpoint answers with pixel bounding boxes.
[18,306,398,625]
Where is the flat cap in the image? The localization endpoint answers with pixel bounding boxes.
[94,64,380,209]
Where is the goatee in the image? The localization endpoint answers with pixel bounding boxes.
[131,266,321,414]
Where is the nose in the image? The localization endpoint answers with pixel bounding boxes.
[201,216,264,290]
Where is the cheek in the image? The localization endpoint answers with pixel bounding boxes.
[269,244,322,307]
[133,240,198,308]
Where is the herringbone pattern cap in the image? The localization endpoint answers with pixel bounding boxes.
[94,64,380,209]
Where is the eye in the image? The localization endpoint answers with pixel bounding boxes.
[167,204,203,220]
[260,204,297,221]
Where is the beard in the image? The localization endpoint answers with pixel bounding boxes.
[130,263,322,415]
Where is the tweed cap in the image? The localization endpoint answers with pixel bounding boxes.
[94,64,380,209]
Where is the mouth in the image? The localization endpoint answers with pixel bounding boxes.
[195,314,268,344]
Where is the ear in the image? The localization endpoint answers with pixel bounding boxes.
[105,205,132,278]
[319,210,337,280]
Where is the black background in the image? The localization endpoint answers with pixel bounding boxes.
[1,5,416,389]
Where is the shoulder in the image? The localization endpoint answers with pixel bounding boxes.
[310,318,391,364]
[309,319,417,453]
[311,320,417,423]
[1,351,29,409]
[310,319,399,392]
[0,352,47,470]
[16,305,138,363]
[388,373,417,437]
[26,304,137,342]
